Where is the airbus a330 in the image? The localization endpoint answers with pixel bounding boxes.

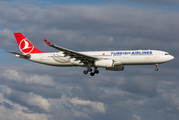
[8,33,174,76]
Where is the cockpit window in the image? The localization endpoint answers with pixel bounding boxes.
[165,53,169,55]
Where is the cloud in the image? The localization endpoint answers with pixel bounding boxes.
[68,80,106,101]
[0,1,179,120]
[0,29,15,49]
[0,2,179,54]
[0,101,14,109]
[69,97,106,114]
[0,67,62,99]
[133,114,142,120]
[1,68,62,99]
[3,89,51,112]
[119,76,158,97]
[108,0,179,4]
[0,93,49,120]
[3,69,55,87]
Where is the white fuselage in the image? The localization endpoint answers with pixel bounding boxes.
[24,50,174,67]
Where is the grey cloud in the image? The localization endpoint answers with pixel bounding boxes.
[68,86,105,101]
[0,29,15,49]
[1,62,179,120]
[0,68,62,99]
[3,89,51,113]
[8,83,62,99]
[0,3,179,51]
[68,80,106,101]
[21,109,37,114]
[107,0,179,4]
[0,1,179,120]
[3,69,55,87]
[119,76,158,97]
[0,3,179,67]
[0,101,14,109]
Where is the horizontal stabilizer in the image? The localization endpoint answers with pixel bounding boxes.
[8,51,31,59]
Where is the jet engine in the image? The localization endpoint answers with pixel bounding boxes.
[106,66,124,71]
[94,59,114,67]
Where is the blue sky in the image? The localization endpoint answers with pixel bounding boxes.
[0,0,179,120]
[2,0,179,9]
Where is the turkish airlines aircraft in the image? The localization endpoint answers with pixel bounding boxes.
[9,33,174,76]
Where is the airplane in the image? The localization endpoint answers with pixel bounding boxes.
[8,33,174,76]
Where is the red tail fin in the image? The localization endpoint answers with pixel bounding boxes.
[14,33,44,54]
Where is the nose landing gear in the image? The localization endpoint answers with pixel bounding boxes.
[155,64,159,71]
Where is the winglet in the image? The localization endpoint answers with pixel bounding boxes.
[44,39,52,45]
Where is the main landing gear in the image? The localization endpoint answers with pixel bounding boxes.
[155,64,159,71]
[83,67,99,76]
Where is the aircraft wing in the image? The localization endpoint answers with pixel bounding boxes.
[44,40,99,63]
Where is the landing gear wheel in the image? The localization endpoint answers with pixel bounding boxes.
[90,72,95,76]
[88,68,92,72]
[155,64,159,71]
[94,69,99,74]
[83,67,99,76]
[83,70,88,74]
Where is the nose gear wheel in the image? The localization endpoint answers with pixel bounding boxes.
[155,64,159,71]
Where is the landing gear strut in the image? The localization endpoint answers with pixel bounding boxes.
[83,67,92,75]
[155,64,159,71]
[83,67,99,76]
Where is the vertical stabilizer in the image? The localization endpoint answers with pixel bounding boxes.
[14,33,44,54]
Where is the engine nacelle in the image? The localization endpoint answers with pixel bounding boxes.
[94,60,114,67]
[106,66,124,71]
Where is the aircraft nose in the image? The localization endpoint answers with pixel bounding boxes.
[169,55,174,61]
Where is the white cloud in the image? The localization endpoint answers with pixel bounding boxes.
[0,1,179,120]
[0,103,49,120]
[3,69,55,87]
[25,92,51,112]
[3,69,22,81]
[0,3,179,52]
[133,114,142,120]
[69,97,106,114]
[0,91,48,120]
[3,88,51,112]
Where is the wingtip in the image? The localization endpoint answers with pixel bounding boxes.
[7,51,12,54]
[44,39,52,45]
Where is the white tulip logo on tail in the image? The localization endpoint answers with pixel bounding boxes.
[19,38,34,54]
